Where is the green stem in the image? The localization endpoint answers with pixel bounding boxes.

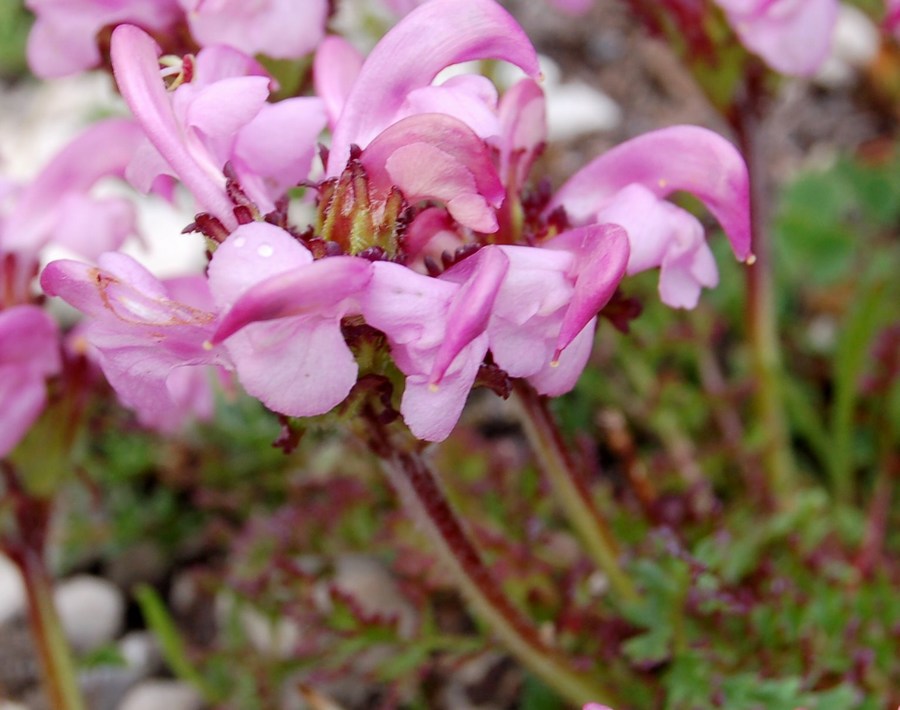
[361,414,620,706]
[2,463,85,710]
[15,548,86,710]
[513,380,638,604]
[731,92,798,508]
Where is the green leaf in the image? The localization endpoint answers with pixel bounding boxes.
[521,674,566,710]
[134,585,218,702]
[829,277,890,499]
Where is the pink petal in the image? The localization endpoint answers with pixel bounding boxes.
[327,0,540,173]
[400,75,501,140]
[233,97,327,213]
[207,223,370,417]
[400,333,489,441]
[591,184,716,308]
[314,36,365,126]
[212,256,372,344]
[550,125,752,262]
[545,223,629,355]
[111,24,237,229]
[361,113,504,232]
[4,118,143,256]
[483,245,573,377]
[362,262,457,352]
[220,315,359,418]
[0,306,60,456]
[497,78,547,188]
[180,0,328,59]
[402,207,460,261]
[526,317,596,396]
[185,76,271,139]
[190,43,271,85]
[431,246,508,383]
[0,367,50,457]
[41,257,224,427]
[0,305,60,376]
[50,194,137,260]
[40,255,217,355]
[25,0,181,78]
[207,222,313,311]
[716,0,839,76]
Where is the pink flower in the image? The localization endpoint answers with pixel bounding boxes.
[178,0,328,60]
[40,254,226,431]
[0,306,61,457]
[26,0,182,78]
[1,118,144,262]
[208,223,373,418]
[311,0,540,237]
[715,0,840,76]
[321,0,540,175]
[549,125,752,309]
[887,0,900,35]
[492,224,630,395]
[112,24,326,229]
[26,0,328,79]
[361,247,508,441]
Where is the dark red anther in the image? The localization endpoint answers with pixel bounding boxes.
[189,213,230,243]
[181,53,195,84]
[233,205,254,225]
[423,255,441,277]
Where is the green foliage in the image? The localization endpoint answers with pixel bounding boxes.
[0,1,31,78]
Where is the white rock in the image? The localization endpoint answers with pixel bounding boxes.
[816,5,880,87]
[497,54,621,140]
[0,554,25,625]
[118,631,161,674]
[545,79,621,141]
[215,591,301,659]
[118,680,203,710]
[332,554,417,637]
[53,575,124,651]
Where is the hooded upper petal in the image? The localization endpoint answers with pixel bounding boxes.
[327,0,540,173]
[549,125,752,262]
[112,24,240,229]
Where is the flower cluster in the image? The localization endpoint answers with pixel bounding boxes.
[36,0,754,442]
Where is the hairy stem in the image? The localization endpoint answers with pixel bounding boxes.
[513,380,638,603]
[362,416,619,706]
